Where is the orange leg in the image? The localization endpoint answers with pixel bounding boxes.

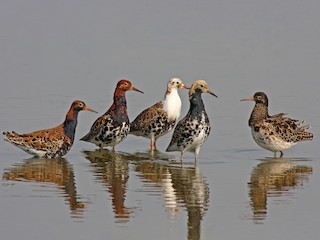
[149,136,157,150]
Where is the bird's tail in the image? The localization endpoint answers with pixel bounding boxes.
[296,122,313,141]
[298,131,313,141]
[80,134,90,141]
[3,131,21,141]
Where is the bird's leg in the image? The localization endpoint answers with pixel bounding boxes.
[194,159,199,166]
[194,147,200,162]
[179,152,184,163]
[280,151,284,158]
[274,152,277,158]
[112,146,115,151]
[150,136,156,150]
[150,148,155,157]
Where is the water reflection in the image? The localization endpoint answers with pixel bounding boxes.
[83,149,209,239]
[83,149,137,223]
[135,161,209,240]
[2,158,85,217]
[248,158,312,223]
[83,149,174,223]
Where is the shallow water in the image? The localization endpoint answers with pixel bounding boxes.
[1,1,320,240]
[1,97,319,240]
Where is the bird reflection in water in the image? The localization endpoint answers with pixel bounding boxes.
[248,157,312,223]
[83,149,147,223]
[135,161,209,240]
[3,158,85,217]
[83,149,174,223]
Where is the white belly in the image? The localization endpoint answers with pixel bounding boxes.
[186,128,207,152]
[251,127,296,152]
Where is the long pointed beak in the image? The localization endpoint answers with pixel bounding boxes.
[84,107,98,113]
[131,86,144,94]
[179,83,190,89]
[240,96,254,101]
[207,90,218,98]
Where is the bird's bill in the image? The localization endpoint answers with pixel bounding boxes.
[207,90,218,98]
[131,86,144,94]
[240,96,254,101]
[179,83,190,89]
[84,107,98,113]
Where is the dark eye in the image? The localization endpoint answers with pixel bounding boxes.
[200,84,204,87]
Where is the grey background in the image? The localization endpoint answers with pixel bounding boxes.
[1,1,320,240]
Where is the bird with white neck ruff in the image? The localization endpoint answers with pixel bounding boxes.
[130,78,189,150]
[166,80,217,162]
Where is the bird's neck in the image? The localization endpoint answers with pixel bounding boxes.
[110,90,128,123]
[113,89,127,108]
[163,88,182,121]
[249,103,269,126]
[113,90,127,111]
[188,92,205,118]
[64,108,78,141]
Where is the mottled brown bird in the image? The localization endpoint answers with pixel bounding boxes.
[3,100,97,158]
[130,78,189,150]
[241,92,313,157]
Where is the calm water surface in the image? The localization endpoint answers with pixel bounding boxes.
[1,1,320,240]
[1,92,319,240]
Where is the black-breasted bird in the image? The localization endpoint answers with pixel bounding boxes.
[166,80,217,162]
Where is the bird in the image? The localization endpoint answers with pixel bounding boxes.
[166,80,217,162]
[130,78,189,150]
[241,92,313,158]
[80,79,143,150]
[3,100,97,158]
